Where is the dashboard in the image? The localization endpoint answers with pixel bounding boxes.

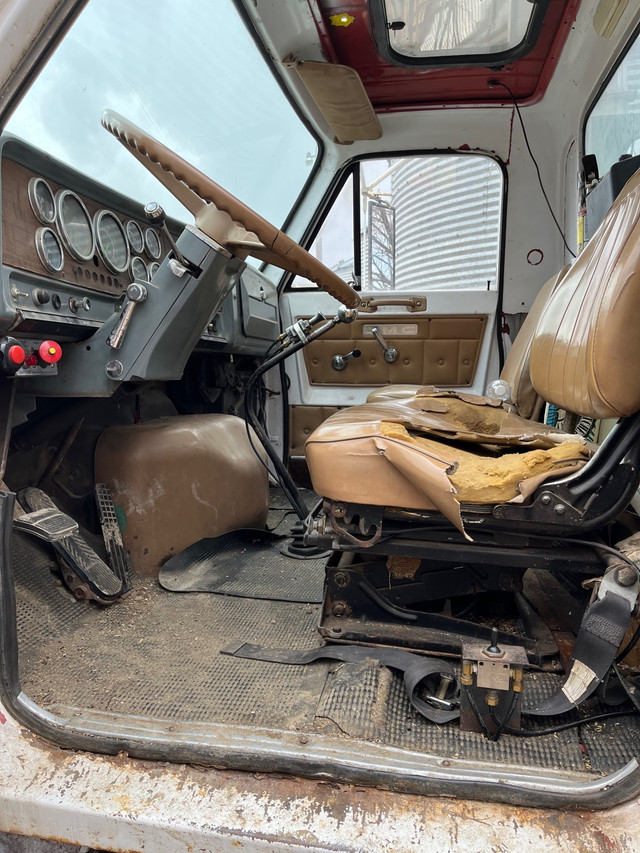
[0,136,279,373]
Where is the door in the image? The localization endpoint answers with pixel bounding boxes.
[279,153,505,456]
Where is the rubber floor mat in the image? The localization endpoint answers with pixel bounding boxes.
[158,528,325,603]
[13,530,329,728]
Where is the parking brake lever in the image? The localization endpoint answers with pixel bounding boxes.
[371,327,398,363]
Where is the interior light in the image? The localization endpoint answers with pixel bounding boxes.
[330,13,355,27]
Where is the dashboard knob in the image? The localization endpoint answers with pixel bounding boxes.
[32,288,50,305]
[0,337,25,373]
[38,340,62,364]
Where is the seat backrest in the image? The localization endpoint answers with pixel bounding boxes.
[500,265,569,419]
[366,265,569,416]
[530,168,640,419]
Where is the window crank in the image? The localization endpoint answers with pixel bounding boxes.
[332,348,361,371]
[106,282,148,349]
[371,327,398,363]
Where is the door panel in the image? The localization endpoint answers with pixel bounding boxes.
[289,405,345,456]
[300,313,487,387]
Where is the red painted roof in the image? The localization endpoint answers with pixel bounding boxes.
[310,0,581,109]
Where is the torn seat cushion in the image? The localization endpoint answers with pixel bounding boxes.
[305,393,590,535]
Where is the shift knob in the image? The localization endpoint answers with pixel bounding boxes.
[144,201,166,227]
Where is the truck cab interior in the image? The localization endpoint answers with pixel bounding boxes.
[4,0,640,815]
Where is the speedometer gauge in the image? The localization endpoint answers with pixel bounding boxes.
[144,227,162,260]
[95,210,130,273]
[56,190,95,261]
[35,227,64,273]
[28,178,56,224]
[126,220,144,254]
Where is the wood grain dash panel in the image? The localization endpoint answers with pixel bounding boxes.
[1,158,169,297]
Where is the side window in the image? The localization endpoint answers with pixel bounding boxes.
[301,174,355,284]
[585,35,640,176]
[292,154,503,292]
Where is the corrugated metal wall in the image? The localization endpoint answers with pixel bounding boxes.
[389,155,502,291]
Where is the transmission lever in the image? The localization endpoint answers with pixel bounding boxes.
[107,283,147,349]
[144,202,192,270]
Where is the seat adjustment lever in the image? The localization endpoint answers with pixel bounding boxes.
[371,327,398,363]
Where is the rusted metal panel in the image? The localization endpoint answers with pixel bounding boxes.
[1,699,639,852]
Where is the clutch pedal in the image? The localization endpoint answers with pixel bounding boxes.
[15,487,124,604]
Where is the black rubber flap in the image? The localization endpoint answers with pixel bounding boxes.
[159,528,325,603]
[222,641,460,724]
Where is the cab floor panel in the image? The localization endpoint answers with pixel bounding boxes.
[316,655,586,771]
[11,528,640,775]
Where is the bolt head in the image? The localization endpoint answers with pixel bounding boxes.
[615,566,637,587]
[106,359,124,379]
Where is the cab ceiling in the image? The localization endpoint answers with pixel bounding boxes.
[309,0,582,109]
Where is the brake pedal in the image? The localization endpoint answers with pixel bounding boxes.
[16,487,124,604]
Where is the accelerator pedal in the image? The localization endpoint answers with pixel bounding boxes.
[95,483,132,594]
[15,487,123,604]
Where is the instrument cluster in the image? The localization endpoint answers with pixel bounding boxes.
[28,176,164,284]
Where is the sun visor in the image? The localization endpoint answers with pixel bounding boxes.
[291,60,382,144]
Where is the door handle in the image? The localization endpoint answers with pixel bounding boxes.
[358,295,426,313]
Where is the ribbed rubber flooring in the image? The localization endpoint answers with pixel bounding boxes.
[10,523,638,775]
[158,530,326,602]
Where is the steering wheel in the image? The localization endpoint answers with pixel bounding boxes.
[101,110,358,308]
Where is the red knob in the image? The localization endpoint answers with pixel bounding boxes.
[7,345,24,366]
[38,340,62,364]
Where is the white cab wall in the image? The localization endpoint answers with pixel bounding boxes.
[248,0,640,313]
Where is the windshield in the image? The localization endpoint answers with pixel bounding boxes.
[6,0,318,227]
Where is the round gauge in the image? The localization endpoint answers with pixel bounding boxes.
[130,255,148,281]
[35,227,64,273]
[147,261,160,279]
[55,190,95,262]
[126,220,144,254]
[94,210,130,274]
[28,178,56,225]
[144,227,162,260]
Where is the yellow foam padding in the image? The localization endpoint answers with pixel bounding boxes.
[380,422,589,504]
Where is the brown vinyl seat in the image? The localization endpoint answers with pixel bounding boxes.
[305,167,640,539]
